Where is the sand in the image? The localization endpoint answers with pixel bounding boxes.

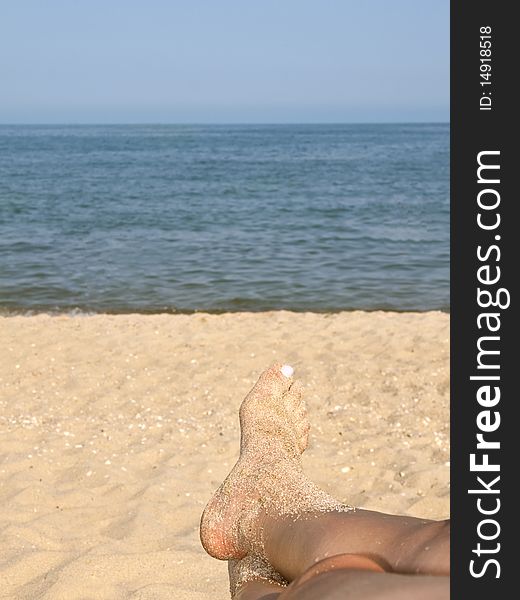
[0,311,449,599]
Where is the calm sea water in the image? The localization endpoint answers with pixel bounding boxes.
[0,124,449,314]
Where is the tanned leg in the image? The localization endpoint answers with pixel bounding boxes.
[201,365,449,597]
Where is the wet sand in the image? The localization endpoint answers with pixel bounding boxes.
[0,311,449,599]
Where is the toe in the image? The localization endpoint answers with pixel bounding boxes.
[284,380,304,412]
[253,363,294,397]
[295,402,307,419]
[298,423,310,452]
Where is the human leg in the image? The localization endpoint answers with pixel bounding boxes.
[232,555,448,600]
[200,364,449,588]
[260,509,449,580]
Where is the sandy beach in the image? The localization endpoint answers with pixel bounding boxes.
[0,311,449,599]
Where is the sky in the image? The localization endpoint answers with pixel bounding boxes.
[0,0,449,124]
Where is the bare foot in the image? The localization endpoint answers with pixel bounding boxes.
[200,363,346,561]
[228,555,287,597]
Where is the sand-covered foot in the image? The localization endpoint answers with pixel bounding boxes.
[200,363,346,561]
[228,555,288,597]
[238,363,309,458]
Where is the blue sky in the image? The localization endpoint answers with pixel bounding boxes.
[0,0,449,123]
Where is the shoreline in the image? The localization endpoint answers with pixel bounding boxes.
[0,311,449,598]
[0,307,451,318]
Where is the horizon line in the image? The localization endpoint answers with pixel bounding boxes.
[1,121,450,126]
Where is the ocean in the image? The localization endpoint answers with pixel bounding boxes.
[0,124,449,314]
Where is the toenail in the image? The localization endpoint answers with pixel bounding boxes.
[280,365,294,378]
